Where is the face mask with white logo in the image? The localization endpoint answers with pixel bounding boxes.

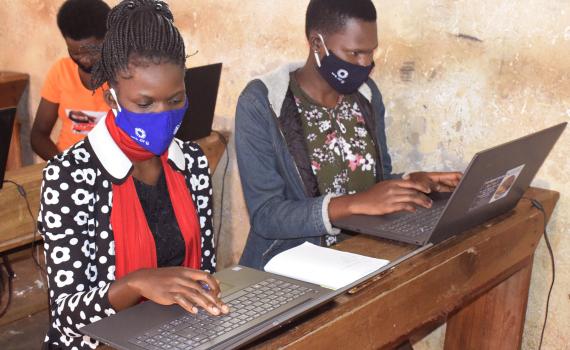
[109,88,187,155]
[314,34,374,95]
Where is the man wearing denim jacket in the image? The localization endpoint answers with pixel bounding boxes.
[235,0,462,270]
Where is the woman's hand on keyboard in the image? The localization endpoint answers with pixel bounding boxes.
[329,179,433,219]
[125,267,230,316]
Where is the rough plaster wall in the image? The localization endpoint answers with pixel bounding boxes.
[0,0,568,348]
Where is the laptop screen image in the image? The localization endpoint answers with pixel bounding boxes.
[0,107,16,190]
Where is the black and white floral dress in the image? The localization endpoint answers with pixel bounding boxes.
[37,117,216,349]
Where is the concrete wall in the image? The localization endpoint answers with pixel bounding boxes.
[0,1,568,348]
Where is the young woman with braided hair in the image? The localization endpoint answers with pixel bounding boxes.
[38,1,228,348]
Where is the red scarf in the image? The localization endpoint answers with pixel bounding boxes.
[105,112,201,279]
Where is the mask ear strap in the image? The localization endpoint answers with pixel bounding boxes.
[109,88,122,115]
[313,50,322,67]
[317,34,330,56]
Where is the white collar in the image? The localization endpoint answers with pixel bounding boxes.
[256,62,373,117]
[87,114,186,182]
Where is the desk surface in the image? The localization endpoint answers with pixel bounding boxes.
[0,71,29,108]
[0,131,228,253]
[247,187,558,350]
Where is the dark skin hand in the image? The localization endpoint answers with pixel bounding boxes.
[31,36,102,160]
[110,267,228,316]
[405,171,463,193]
[330,179,433,219]
[295,19,462,220]
[105,60,228,316]
[330,172,463,219]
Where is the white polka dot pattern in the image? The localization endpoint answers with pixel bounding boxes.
[37,139,216,349]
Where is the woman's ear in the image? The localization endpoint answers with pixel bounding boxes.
[104,89,118,110]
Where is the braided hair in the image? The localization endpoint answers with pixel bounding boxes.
[91,0,186,88]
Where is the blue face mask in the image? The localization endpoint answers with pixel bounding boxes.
[315,34,374,95]
[110,88,187,155]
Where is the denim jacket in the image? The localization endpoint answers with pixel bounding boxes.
[235,62,395,269]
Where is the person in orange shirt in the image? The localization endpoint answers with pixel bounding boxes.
[31,0,111,160]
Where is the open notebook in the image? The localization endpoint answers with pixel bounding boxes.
[264,242,390,290]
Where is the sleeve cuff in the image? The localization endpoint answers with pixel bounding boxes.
[322,193,341,236]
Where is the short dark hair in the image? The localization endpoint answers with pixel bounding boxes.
[91,0,186,88]
[57,0,111,40]
[305,0,377,38]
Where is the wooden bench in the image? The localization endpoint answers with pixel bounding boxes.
[0,131,228,349]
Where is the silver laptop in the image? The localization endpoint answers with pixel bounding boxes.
[333,122,566,245]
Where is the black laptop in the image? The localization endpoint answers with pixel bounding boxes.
[176,63,222,142]
[0,107,16,190]
[333,122,566,245]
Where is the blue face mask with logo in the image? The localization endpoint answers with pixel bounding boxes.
[110,88,187,155]
[315,34,374,95]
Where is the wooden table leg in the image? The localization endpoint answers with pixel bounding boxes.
[7,117,22,170]
[444,257,533,350]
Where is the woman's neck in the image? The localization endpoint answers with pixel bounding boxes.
[132,157,162,186]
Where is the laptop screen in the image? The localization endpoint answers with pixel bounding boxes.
[176,63,222,142]
[0,108,16,189]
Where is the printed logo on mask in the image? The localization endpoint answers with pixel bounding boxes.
[134,127,150,146]
[335,69,349,82]
[135,128,147,139]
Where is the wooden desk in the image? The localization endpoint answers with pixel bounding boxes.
[0,71,29,170]
[250,187,558,350]
[0,131,228,253]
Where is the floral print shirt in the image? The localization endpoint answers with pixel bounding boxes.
[289,74,378,245]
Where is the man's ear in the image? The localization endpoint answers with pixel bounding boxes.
[104,89,118,110]
[308,31,323,52]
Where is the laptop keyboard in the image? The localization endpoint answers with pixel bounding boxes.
[128,278,317,350]
[383,204,446,238]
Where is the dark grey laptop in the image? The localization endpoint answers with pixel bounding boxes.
[81,245,429,350]
[81,266,332,350]
[0,107,16,190]
[333,122,567,245]
[176,63,222,142]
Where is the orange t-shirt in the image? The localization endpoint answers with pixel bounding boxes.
[41,57,109,151]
